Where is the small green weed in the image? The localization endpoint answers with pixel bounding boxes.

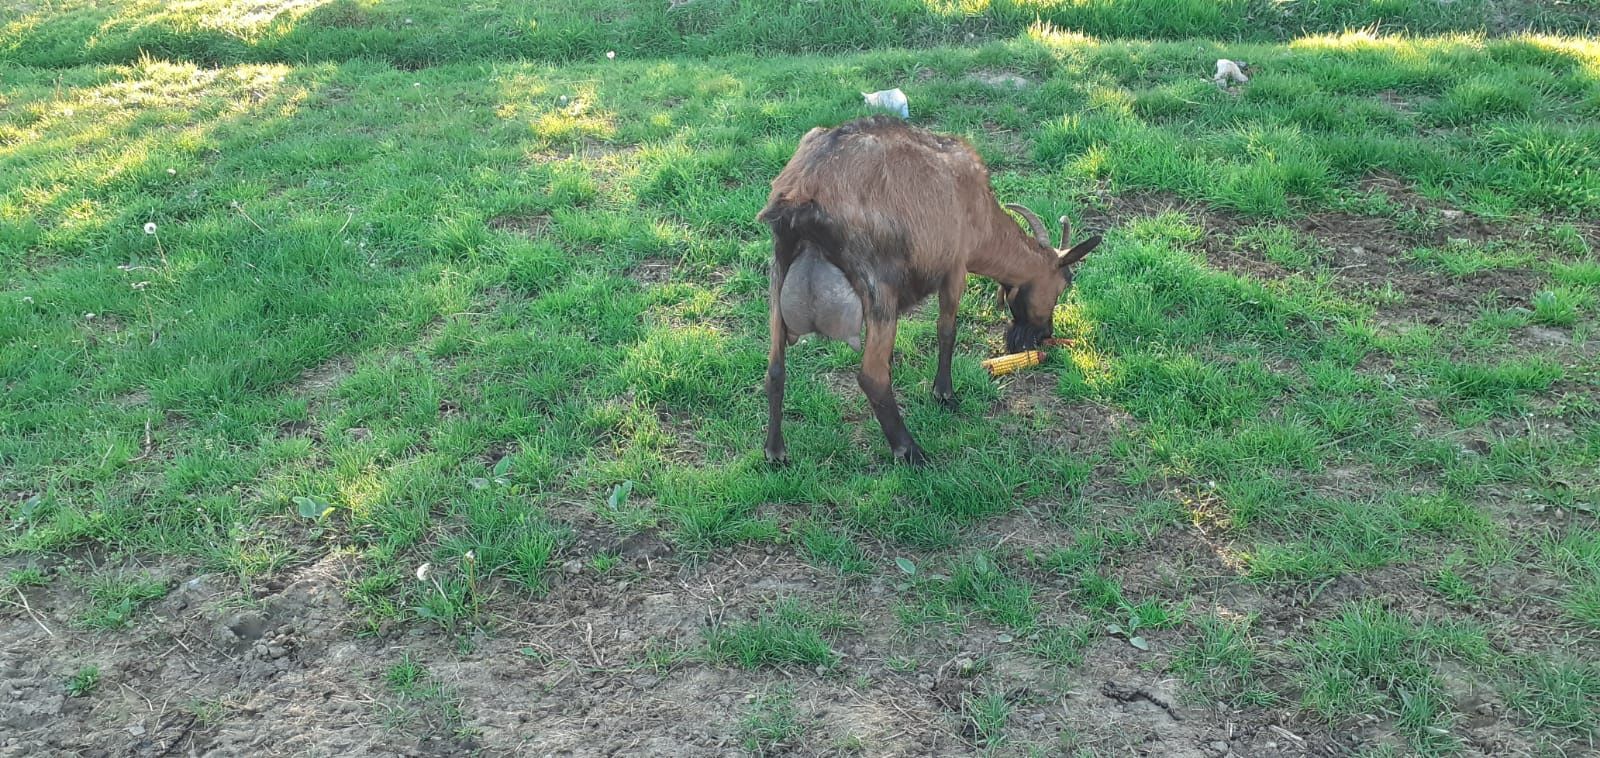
[386,654,426,693]
[66,666,100,697]
[740,684,804,755]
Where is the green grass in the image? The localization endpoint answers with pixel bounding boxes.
[1295,603,1494,751]
[65,665,100,697]
[703,600,851,670]
[76,572,169,629]
[965,688,1013,749]
[740,684,805,755]
[1172,614,1264,703]
[5,0,1596,69]
[4,1,1600,753]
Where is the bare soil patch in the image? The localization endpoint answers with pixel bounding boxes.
[486,213,550,238]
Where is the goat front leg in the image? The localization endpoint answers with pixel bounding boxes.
[932,274,966,408]
[859,315,926,465]
[765,271,790,466]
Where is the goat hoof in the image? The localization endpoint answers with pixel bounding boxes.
[933,389,957,410]
[895,445,929,466]
[765,446,790,467]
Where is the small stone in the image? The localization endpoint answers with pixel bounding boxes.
[1210,740,1230,753]
[267,645,286,659]
[253,643,270,657]
[1266,742,1277,750]
[1440,209,1464,220]
[563,560,583,575]
[9,690,22,699]
[127,725,146,737]
[1351,246,1367,256]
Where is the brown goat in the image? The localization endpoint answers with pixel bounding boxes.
[758,116,1101,464]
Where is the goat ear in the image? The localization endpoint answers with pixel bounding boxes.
[1057,235,1102,268]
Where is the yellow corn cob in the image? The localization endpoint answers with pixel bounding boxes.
[982,350,1046,377]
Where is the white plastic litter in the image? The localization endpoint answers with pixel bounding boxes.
[1214,59,1250,87]
[862,88,909,119]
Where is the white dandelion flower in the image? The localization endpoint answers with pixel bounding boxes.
[606,51,616,60]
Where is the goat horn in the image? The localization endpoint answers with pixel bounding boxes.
[1059,215,1072,247]
[1004,204,1051,247]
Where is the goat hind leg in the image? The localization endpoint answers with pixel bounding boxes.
[765,252,793,465]
[859,315,925,465]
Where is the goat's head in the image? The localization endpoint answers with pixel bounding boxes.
[999,204,1102,352]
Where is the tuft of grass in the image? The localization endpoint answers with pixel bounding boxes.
[1503,655,1600,736]
[1236,224,1323,269]
[1545,530,1600,630]
[740,684,804,756]
[76,573,169,630]
[65,666,100,697]
[940,553,1037,631]
[386,653,427,694]
[965,688,1012,749]
[3,567,49,590]
[1294,602,1489,750]
[1429,566,1481,606]
[703,600,851,670]
[1029,622,1096,668]
[1531,288,1590,327]
[1172,614,1266,704]
[795,521,874,575]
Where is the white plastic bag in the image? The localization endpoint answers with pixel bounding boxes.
[1213,59,1249,87]
[862,88,909,119]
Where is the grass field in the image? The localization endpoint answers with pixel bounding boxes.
[3,0,1600,755]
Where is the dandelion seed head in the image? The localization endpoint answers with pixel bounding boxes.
[415,563,432,582]
[143,222,157,235]
[606,51,616,59]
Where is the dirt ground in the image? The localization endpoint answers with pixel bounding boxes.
[0,539,1313,758]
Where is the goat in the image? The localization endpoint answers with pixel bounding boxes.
[758,115,1102,464]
